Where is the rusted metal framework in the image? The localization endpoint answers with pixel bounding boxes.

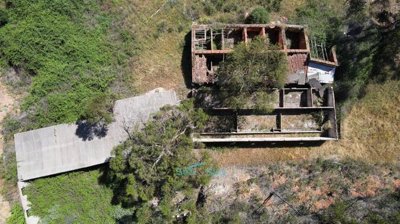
[191,23,339,143]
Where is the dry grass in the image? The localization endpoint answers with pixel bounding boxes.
[238,115,277,131]
[132,32,187,95]
[209,81,400,166]
[113,0,194,98]
[118,0,316,99]
[206,160,400,222]
[333,81,400,161]
[278,0,307,18]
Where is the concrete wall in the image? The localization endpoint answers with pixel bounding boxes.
[17,181,40,224]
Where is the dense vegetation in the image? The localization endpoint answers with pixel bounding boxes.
[246,7,270,24]
[23,102,216,223]
[196,38,287,112]
[6,204,24,224]
[293,0,400,104]
[0,0,136,221]
[23,169,133,223]
[106,101,215,223]
[217,38,286,110]
[2,0,400,223]
[0,0,135,129]
[292,0,343,43]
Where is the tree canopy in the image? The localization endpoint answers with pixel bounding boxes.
[210,38,288,111]
[106,101,215,223]
[246,7,270,24]
[80,93,115,124]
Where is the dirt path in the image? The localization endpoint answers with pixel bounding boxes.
[0,80,16,223]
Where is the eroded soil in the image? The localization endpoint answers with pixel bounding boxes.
[0,80,17,222]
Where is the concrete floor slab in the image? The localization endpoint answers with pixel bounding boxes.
[15,88,179,181]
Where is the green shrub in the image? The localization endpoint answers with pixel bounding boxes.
[24,169,130,224]
[223,3,239,13]
[246,7,270,24]
[1,116,22,142]
[212,38,287,111]
[293,0,343,43]
[80,93,115,124]
[0,8,8,27]
[0,0,135,128]
[0,151,18,184]
[157,20,168,34]
[319,201,357,224]
[269,0,282,12]
[6,204,25,224]
[209,0,225,11]
[203,1,217,15]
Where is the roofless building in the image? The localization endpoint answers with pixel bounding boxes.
[191,23,339,143]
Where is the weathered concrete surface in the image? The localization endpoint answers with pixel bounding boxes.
[15,88,179,181]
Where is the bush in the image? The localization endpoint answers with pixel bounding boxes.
[156,20,168,34]
[293,0,343,43]
[203,2,216,15]
[0,9,8,27]
[0,0,135,128]
[1,116,22,142]
[319,201,358,224]
[80,93,115,124]
[223,3,239,13]
[213,37,287,111]
[6,204,25,224]
[24,169,128,224]
[246,7,270,24]
[0,151,18,184]
[268,0,282,12]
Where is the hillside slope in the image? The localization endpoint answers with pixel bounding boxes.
[2,0,400,223]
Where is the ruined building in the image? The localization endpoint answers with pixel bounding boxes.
[191,23,339,143]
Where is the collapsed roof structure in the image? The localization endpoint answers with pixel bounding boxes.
[191,23,339,143]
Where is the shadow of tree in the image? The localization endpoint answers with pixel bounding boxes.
[97,165,120,203]
[116,215,135,224]
[334,27,378,92]
[75,120,108,141]
[370,25,400,82]
[334,23,400,107]
[96,165,136,223]
[181,31,192,88]
[333,0,400,103]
